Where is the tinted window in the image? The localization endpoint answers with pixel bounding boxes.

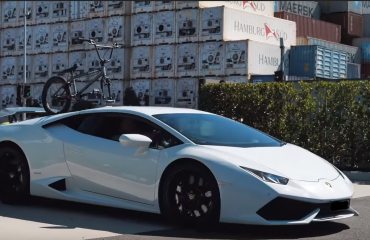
[153,113,282,148]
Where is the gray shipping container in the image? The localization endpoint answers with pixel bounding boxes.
[275,1,320,19]
[363,1,370,14]
[347,63,361,78]
[319,1,363,15]
[296,37,361,64]
[363,14,370,37]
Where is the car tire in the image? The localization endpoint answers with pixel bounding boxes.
[161,162,221,228]
[0,145,30,204]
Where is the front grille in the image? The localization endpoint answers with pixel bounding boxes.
[256,197,350,221]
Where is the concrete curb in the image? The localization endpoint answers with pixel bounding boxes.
[343,171,370,182]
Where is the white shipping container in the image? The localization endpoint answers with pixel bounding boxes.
[17,55,33,84]
[87,18,106,48]
[69,21,87,52]
[51,1,69,22]
[225,75,248,83]
[81,80,124,106]
[17,26,34,56]
[202,77,223,83]
[154,45,176,78]
[86,50,101,73]
[18,1,35,26]
[363,1,370,14]
[177,9,200,43]
[131,46,153,79]
[35,1,51,24]
[199,42,225,76]
[88,1,105,19]
[70,1,88,21]
[51,53,69,77]
[109,80,124,106]
[275,1,321,19]
[2,2,17,28]
[175,78,198,109]
[130,80,151,106]
[176,43,199,77]
[33,54,50,83]
[176,1,275,17]
[69,51,87,80]
[106,48,129,79]
[132,1,154,14]
[107,1,129,16]
[1,57,17,85]
[51,23,69,53]
[34,25,51,54]
[153,11,176,45]
[155,1,175,12]
[200,6,296,46]
[106,16,129,47]
[1,85,17,108]
[152,78,175,107]
[31,84,44,106]
[1,28,17,57]
[131,13,153,46]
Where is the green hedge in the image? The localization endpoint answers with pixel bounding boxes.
[199,81,370,171]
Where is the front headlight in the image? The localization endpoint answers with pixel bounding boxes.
[240,166,289,185]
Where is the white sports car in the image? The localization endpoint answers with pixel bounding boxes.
[0,106,358,226]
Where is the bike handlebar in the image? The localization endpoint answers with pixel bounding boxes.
[78,38,119,63]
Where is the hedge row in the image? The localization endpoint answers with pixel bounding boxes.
[199,81,370,171]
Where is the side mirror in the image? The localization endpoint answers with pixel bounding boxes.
[119,134,152,155]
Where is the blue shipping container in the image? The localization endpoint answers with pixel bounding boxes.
[289,46,347,79]
[347,63,361,78]
[251,75,275,83]
[362,43,370,63]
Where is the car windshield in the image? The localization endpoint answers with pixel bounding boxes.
[153,113,283,148]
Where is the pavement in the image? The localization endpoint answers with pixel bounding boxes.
[0,182,369,240]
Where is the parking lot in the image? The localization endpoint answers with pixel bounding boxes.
[0,182,369,240]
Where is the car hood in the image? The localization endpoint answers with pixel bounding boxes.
[201,143,339,182]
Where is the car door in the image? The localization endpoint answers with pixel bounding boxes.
[63,112,163,205]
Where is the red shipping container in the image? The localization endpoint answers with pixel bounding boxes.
[361,64,370,78]
[274,11,341,43]
[322,12,363,38]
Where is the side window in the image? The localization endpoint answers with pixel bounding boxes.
[59,113,103,136]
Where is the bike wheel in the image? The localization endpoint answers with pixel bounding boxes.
[42,76,72,115]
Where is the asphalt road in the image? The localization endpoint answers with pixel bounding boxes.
[0,192,369,240]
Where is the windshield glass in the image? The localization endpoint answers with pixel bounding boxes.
[154,113,282,148]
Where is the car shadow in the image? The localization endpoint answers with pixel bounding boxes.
[0,197,350,239]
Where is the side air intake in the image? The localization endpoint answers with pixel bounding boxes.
[48,178,66,191]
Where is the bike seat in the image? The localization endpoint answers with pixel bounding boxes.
[62,64,78,73]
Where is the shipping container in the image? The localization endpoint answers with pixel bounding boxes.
[347,63,361,78]
[106,48,129,80]
[177,9,200,43]
[155,1,175,12]
[176,1,275,17]
[200,7,296,46]
[274,11,341,43]
[51,23,68,53]
[30,83,44,106]
[35,1,51,25]
[33,54,50,83]
[34,25,51,54]
[16,26,34,56]
[88,1,105,19]
[50,1,69,23]
[131,46,153,79]
[319,1,362,15]
[225,75,248,83]
[2,2,17,28]
[289,45,347,79]
[86,49,101,74]
[363,14,370,37]
[175,78,198,109]
[106,16,130,47]
[224,40,290,76]
[69,21,87,52]
[176,43,199,77]
[131,13,153,46]
[69,51,87,81]
[153,11,176,45]
[1,28,17,57]
[322,12,363,38]
[250,74,275,83]
[109,80,124,106]
[201,77,223,84]
[285,75,311,81]
[17,55,33,84]
[154,45,176,78]
[106,1,130,16]
[130,80,151,106]
[199,42,225,76]
[70,1,88,21]
[296,37,361,64]
[132,1,154,14]
[275,1,320,19]
[363,1,370,14]
[51,53,69,77]
[352,38,370,63]
[1,85,17,108]
[86,18,106,49]
[18,1,35,26]
[79,80,124,106]
[1,57,17,85]
[152,78,175,107]
[361,63,370,77]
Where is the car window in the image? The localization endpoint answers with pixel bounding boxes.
[153,113,283,148]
